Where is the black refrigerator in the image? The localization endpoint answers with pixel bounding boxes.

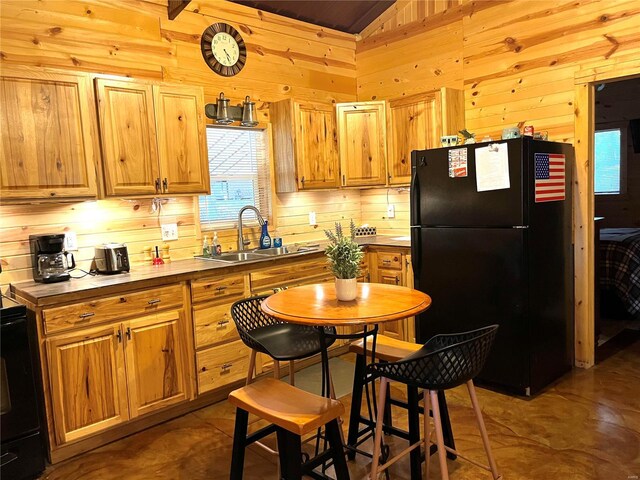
[410,137,574,395]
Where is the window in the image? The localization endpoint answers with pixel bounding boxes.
[199,126,272,229]
[594,126,626,195]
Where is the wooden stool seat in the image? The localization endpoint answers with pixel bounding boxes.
[228,378,344,436]
[349,334,421,362]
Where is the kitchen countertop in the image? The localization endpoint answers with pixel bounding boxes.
[10,236,411,305]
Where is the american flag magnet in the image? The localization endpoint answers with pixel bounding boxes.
[534,153,565,203]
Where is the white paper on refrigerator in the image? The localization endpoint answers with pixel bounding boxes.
[475,143,510,192]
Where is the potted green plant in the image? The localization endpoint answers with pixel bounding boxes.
[324,220,365,301]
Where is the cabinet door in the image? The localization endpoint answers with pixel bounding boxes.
[336,101,387,187]
[294,101,340,190]
[95,79,160,196]
[377,267,405,341]
[154,85,210,194]
[47,324,128,445]
[124,310,190,418]
[387,93,438,185]
[0,69,98,200]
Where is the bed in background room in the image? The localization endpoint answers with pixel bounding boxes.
[600,228,640,319]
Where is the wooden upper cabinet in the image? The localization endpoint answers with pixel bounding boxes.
[96,79,209,196]
[0,68,98,200]
[387,88,465,185]
[154,85,209,194]
[95,79,159,196]
[336,101,387,187]
[270,98,339,192]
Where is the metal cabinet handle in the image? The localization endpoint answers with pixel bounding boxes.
[221,362,233,371]
[215,286,227,292]
[155,177,161,193]
[78,312,95,319]
[395,276,400,285]
[217,319,230,326]
[148,299,161,305]
[382,259,392,264]
[126,327,131,340]
[116,329,122,343]
[301,176,305,187]
[162,178,168,192]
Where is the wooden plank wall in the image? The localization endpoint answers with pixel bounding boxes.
[0,0,358,288]
[359,0,462,40]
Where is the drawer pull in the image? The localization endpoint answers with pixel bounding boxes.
[382,259,392,264]
[78,312,95,319]
[147,299,161,305]
[221,362,233,371]
[215,286,227,292]
[217,319,230,326]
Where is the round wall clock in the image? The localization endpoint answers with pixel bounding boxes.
[200,23,247,77]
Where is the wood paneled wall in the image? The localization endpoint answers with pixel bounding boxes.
[0,0,358,289]
[356,0,640,368]
[359,0,462,40]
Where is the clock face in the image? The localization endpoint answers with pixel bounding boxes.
[212,32,239,67]
[201,23,247,77]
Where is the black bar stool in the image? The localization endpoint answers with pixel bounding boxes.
[369,325,502,480]
[346,334,456,477]
[228,378,350,480]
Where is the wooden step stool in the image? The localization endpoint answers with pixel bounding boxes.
[228,377,350,480]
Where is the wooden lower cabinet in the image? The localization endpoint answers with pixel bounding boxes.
[196,340,252,394]
[125,310,190,418]
[46,324,129,445]
[46,309,191,445]
[369,247,411,342]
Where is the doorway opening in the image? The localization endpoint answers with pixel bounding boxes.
[593,76,640,361]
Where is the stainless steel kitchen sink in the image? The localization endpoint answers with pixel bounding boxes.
[195,246,320,263]
[252,247,291,256]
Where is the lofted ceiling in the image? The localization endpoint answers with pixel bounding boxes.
[228,1,395,34]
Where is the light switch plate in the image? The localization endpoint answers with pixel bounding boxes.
[387,204,395,218]
[309,211,317,226]
[161,223,179,241]
[65,231,78,251]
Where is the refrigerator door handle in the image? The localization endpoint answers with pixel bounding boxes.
[410,227,421,282]
[410,164,420,226]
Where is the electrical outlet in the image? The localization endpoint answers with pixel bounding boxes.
[309,211,317,226]
[161,223,179,241]
[65,231,78,251]
[387,204,395,218]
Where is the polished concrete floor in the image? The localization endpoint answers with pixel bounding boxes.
[41,333,640,479]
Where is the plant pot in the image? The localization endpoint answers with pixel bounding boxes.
[335,277,357,301]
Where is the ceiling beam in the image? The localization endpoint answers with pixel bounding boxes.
[168,0,191,20]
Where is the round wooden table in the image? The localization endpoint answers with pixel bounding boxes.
[261,282,431,327]
[261,283,433,477]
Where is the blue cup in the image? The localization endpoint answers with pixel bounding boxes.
[274,237,282,248]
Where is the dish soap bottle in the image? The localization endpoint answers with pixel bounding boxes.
[212,232,222,256]
[202,235,210,256]
[260,221,272,249]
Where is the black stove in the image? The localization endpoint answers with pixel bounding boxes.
[1,295,46,479]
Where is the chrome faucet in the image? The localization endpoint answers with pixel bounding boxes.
[237,205,265,251]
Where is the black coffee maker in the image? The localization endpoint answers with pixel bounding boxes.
[29,234,75,283]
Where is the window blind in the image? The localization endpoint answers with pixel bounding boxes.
[199,126,272,228]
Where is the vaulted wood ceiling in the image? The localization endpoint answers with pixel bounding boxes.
[228,1,395,34]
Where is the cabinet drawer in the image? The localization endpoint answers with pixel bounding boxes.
[196,340,251,394]
[43,284,184,334]
[193,303,238,349]
[376,252,402,270]
[191,274,245,304]
[250,257,330,293]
